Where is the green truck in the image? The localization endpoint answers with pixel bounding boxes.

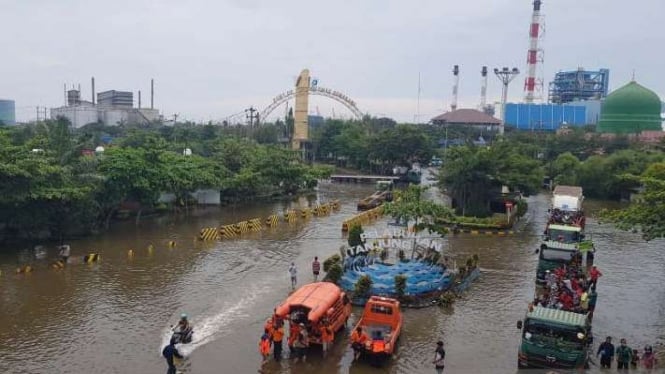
[517,306,592,369]
[536,225,594,285]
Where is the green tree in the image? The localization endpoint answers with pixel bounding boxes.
[383,185,454,233]
[551,152,580,185]
[603,162,665,240]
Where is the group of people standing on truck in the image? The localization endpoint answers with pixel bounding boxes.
[548,208,585,227]
[532,263,601,317]
[597,336,659,370]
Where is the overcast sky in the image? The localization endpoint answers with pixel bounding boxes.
[1,0,663,123]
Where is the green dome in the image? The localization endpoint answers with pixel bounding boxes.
[597,81,663,134]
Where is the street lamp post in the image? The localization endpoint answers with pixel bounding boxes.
[493,67,520,136]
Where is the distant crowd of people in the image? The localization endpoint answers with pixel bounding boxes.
[597,336,658,370]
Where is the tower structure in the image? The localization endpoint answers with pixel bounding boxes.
[480,66,488,109]
[451,65,460,111]
[524,0,544,103]
[292,69,310,150]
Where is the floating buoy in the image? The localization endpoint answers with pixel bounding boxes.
[168,241,176,248]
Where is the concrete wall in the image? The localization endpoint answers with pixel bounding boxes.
[158,189,221,205]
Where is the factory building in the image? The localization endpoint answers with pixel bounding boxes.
[0,99,16,125]
[504,103,586,131]
[50,78,160,128]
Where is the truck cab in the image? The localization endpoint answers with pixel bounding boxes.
[536,225,592,285]
[517,306,592,369]
[352,296,403,361]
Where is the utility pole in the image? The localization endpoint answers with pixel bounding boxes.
[245,106,258,126]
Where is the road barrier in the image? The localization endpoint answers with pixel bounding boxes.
[199,227,219,241]
[84,253,101,263]
[342,205,384,232]
[248,218,263,231]
[266,215,279,227]
[200,201,341,242]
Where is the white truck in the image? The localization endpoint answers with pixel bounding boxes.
[552,185,583,212]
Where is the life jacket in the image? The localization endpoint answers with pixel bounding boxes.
[372,339,386,353]
[350,330,360,344]
[321,327,333,343]
[288,325,300,345]
[259,337,270,355]
[272,327,284,342]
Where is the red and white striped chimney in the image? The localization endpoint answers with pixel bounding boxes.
[451,65,460,111]
[524,0,542,103]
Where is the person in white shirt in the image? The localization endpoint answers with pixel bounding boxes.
[288,263,297,289]
[58,244,71,263]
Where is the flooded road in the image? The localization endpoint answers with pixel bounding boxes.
[0,177,663,374]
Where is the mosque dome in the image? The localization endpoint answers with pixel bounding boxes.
[597,81,663,134]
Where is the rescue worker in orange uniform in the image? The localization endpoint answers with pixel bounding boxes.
[271,323,284,361]
[259,328,271,363]
[288,322,300,355]
[320,323,334,355]
[350,326,368,361]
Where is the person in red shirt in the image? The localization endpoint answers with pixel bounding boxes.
[312,257,321,282]
[589,266,602,290]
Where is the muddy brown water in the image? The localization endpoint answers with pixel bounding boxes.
[0,176,663,374]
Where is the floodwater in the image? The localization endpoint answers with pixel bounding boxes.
[1,173,663,374]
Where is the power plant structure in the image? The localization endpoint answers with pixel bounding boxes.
[524,0,544,103]
[548,68,610,104]
[51,77,160,128]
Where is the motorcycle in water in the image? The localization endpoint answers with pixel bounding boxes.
[171,324,194,344]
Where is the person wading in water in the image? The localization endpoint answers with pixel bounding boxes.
[432,340,445,373]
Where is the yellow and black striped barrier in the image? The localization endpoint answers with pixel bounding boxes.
[300,208,311,218]
[455,229,515,236]
[51,260,66,269]
[84,253,101,263]
[284,210,297,222]
[16,265,33,274]
[220,224,238,238]
[342,205,384,231]
[199,227,219,241]
[331,200,340,210]
[235,221,250,234]
[248,218,262,231]
[266,215,278,227]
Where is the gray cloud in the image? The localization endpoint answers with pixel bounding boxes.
[1,0,663,122]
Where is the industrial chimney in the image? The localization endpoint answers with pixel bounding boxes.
[150,79,154,109]
[451,65,460,111]
[91,77,95,104]
[524,0,544,102]
[138,90,142,109]
[480,66,488,108]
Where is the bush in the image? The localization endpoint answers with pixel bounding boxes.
[323,254,342,272]
[354,275,373,297]
[516,200,528,217]
[348,224,364,248]
[394,275,407,298]
[326,263,343,284]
